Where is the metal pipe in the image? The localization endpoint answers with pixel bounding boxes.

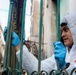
[19,0,27,74]
[38,0,43,74]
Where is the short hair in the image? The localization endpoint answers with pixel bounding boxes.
[60,23,67,26]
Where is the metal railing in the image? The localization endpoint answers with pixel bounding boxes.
[2,0,76,75]
[2,0,27,75]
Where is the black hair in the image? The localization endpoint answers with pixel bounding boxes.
[60,23,67,26]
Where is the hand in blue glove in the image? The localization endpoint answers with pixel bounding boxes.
[3,27,20,47]
[53,41,66,69]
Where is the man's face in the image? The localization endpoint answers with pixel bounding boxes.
[61,25,73,48]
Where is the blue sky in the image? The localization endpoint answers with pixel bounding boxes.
[0,0,31,40]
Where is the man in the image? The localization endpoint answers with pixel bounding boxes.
[4,13,76,75]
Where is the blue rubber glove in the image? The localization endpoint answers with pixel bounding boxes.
[3,27,20,47]
[53,41,66,69]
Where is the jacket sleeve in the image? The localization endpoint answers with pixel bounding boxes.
[16,45,56,75]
